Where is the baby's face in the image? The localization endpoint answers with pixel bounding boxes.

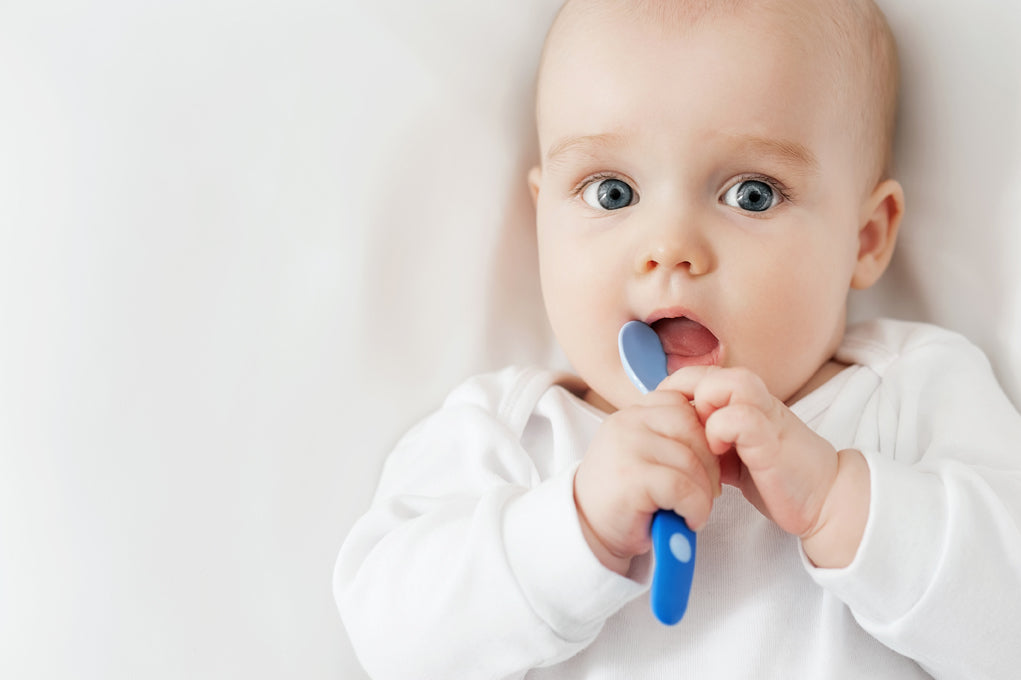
[531,1,879,410]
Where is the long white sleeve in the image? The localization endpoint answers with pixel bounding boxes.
[337,321,1021,679]
[334,368,646,680]
[809,320,1021,679]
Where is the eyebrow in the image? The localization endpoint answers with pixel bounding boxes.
[543,131,819,174]
[728,135,820,173]
[543,132,630,169]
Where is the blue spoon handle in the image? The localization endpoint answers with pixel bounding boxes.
[618,321,697,625]
[650,510,697,624]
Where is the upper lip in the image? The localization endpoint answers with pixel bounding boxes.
[643,307,707,328]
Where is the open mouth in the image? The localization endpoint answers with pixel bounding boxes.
[650,316,721,372]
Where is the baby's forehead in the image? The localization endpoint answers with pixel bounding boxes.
[538,0,897,183]
[547,0,878,64]
[541,0,860,106]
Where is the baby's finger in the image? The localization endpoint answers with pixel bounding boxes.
[633,386,696,411]
[704,402,780,465]
[616,389,704,445]
[678,366,777,424]
[602,415,719,494]
[657,365,714,400]
[631,398,701,441]
[642,462,715,530]
[628,401,721,494]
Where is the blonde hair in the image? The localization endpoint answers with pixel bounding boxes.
[828,0,900,183]
[540,0,899,186]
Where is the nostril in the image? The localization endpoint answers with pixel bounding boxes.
[636,235,712,276]
[638,257,695,274]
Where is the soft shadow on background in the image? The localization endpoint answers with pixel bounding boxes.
[0,1,1017,678]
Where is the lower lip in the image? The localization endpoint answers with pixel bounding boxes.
[665,346,722,374]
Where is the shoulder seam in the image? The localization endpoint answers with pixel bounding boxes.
[497,367,561,437]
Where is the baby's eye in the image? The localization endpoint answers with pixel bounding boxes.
[582,178,635,211]
[722,179,779,212]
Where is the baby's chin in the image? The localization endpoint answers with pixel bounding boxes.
[581,384,620,414]
[579,370,653,414]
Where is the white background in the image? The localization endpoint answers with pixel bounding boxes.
[1,1,1018,678]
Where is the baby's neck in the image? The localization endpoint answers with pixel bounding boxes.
[582,387,615,414]
[581,358,849,414]
[786,359,850,406]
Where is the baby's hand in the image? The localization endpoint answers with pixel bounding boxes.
[663,366,870,568]
[574,389,720,575]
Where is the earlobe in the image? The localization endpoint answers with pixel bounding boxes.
[528,166,542,207]
[851,178,905,290]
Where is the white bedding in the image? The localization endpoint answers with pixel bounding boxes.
[0,1,1017,678]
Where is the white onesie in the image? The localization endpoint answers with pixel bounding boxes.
[336,319,1021,679]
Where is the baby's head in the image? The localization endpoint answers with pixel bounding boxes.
[528,0,905,411]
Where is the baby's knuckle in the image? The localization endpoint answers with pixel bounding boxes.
[657,389,691,407]
[729,366,762,391]
[668,466,706,502]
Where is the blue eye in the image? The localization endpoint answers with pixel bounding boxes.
[723,180,778,212]
[582,178,635,211]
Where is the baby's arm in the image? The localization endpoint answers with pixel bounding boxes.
[666,332,1021,678]
[811,335,1021,678]
[335,371,647,680]
[573,388,721,575]
[661,366,870,568]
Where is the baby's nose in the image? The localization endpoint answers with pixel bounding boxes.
[634,228,713,276]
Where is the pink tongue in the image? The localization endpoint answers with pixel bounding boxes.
[653,317,718,357]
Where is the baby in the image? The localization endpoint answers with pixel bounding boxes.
[336,0,1021,678]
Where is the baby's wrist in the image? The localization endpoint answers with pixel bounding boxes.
[576,505,633,576]
[572,487,633,575]
[801,448,871,569]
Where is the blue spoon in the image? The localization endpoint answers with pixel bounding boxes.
[618,320,697,625]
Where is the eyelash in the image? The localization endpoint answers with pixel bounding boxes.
[572,173,795,204]
[572,172,631,198]
[723,173,794,205]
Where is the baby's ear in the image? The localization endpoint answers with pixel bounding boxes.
[851,178,904,290]
[527,166,542,207]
